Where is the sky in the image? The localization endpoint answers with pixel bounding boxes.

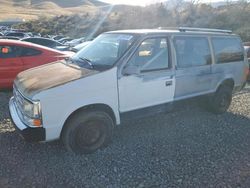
[100,0,225,6]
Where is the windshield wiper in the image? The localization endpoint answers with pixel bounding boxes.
[78,57,94,69]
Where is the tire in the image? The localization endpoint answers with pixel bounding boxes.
[198,95,211,111]
[61,111,114,154]
[208,85,233,114]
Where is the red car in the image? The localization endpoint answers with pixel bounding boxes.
[0,39,73,90]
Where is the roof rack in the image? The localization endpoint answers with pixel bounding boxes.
[157,27,232,34]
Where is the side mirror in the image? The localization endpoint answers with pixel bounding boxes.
[123,65,140,76]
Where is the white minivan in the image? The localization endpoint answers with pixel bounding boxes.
[9,28,249,154]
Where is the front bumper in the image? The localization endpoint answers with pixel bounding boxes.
[9,97,45,142]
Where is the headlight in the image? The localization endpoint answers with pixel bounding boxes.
[23,100,40,119]
[22,99,42,127]
[14,86,42,127]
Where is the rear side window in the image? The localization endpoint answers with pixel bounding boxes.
[174,36,211,68]
[0,45,22,58]
[20,47,42,57]
[212,37,244,63]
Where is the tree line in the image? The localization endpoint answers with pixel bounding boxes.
[17,0,250,41]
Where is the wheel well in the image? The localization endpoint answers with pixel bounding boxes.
[60,104,116,139]
[219,79,234,90]
[63,104,116,126]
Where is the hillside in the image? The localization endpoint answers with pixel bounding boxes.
[1,0,250,42]
[0,0,108,21]
[15,1,250,42]
[13,0,108,7]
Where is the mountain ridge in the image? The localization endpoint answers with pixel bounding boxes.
[11,0,109,7]
[0,0,110,21]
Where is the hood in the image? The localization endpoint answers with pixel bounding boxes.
[15,60,98,98]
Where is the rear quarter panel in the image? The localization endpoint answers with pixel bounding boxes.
[211,61,246,92]
[210,36,247,92]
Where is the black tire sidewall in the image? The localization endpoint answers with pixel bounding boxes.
[210,85,232,114]
[62,111,114,154]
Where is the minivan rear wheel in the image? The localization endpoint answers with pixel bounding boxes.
[62,111,114,154]
[208,85,233,114]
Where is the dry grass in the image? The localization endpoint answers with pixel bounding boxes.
[0,0,100,21]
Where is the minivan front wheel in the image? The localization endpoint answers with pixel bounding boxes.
[62,111,114,154]
[209,85,233,114]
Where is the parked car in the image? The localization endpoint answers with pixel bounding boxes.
[244,44,250,80]
[71,41,91,52]
[21,37,70,51]
[0,36,20,40]
[9,28,248,154]
[32,33,41,37]
[10,28,26,33]
[5,32,30,38]
[0,26,9,31]
[65,37,85,47]
[244,45,250,61]
[52,35,65,41]
[0,39,73,90]
[58,37,73,44]
[0,32,3,36]
[244,42,250,46]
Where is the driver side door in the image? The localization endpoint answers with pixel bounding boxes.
[118,37,175,113]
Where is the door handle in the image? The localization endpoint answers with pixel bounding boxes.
[165,80,173,86]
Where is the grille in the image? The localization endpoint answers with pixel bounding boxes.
[13,86,24,116]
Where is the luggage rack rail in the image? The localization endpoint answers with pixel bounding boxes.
[157,27,232,34]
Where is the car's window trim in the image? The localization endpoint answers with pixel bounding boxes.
[211,36,244,64]
[173,35,212,69]
[122,36,172,74]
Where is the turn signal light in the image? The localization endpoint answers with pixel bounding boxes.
[33,119,42,127]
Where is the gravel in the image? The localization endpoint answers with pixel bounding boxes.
[1,87,250,188]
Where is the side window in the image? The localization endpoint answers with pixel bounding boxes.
[174,36,211,68]
[126,37,169,72]
[212,37,244,63]
[20,47,42,57]
[0,45,22,58]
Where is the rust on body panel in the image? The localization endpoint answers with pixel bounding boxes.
[14,60,97,97]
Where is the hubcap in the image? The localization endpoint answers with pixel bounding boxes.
[76,121,103,147]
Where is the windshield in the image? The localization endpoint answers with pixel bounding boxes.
[70,33,135,70]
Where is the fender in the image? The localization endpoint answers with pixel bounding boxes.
[214,76,235,92]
